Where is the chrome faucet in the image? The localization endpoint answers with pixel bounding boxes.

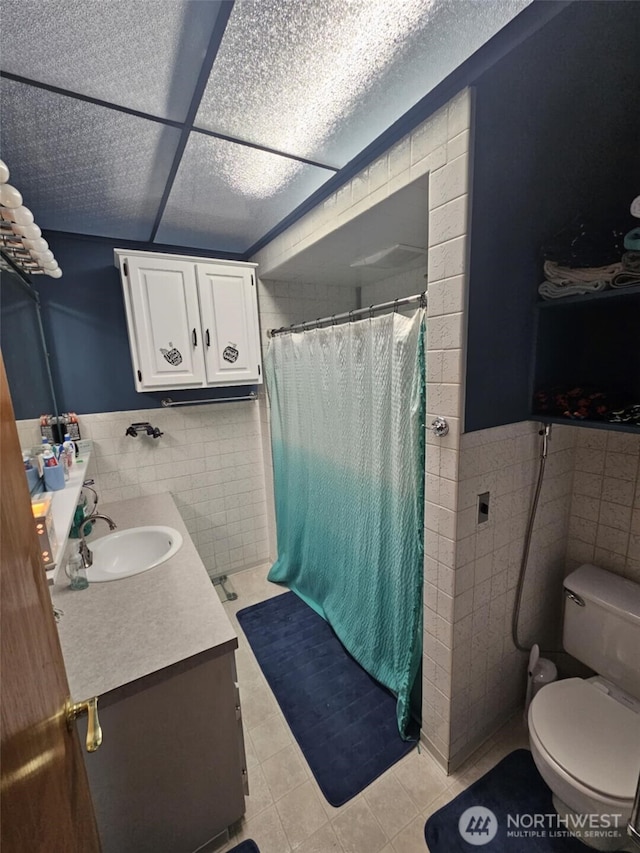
[78,513,117,569]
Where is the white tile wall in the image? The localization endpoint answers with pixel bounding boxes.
[445,421,577,766]
[251,88,476,769]
[566,429,640,583]
[359,265,427,308]
[16,403,269,579]
[256,279,357,352]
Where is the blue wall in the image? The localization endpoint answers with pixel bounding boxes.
[38,233,250,414]
[465,0,640,432]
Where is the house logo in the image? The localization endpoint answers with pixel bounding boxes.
[223,343,239,363]
[160,342,183,366]
[458,806,498,845]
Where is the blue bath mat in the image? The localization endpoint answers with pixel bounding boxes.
[228,841,259,853]
[425,749,592,851]
[237,591,416,806]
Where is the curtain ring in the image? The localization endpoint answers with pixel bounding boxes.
[369,305,374,320]
[332,314,336,326]
[394,299,399,313]
[349,310,355,323]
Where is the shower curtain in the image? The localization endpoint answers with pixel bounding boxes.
[265,310,425,737]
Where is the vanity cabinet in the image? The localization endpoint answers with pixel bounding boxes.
[83,649,247,853]
[114,250,261,392]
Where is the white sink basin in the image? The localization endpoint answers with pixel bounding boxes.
[86,526,183,582]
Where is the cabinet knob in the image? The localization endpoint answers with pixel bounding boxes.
[192,328,197,347]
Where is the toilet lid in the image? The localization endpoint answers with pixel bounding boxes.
[530,678,640,801]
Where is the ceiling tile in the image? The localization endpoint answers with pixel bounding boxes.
[195,0,530,172]
[0,78,181,241]
[155,132,331,253]
[0,0,223,121]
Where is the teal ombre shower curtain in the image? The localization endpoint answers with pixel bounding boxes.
[265,310,425,737]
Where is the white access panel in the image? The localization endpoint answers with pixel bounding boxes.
[196,263,262,386]
[126,256,205,389]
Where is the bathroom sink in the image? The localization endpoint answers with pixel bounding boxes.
[85,526,183,582]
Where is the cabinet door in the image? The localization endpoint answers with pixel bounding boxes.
[125,256,205,390]
[196,264,262,386]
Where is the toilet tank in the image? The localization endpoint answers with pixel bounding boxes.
[563,564,640,700]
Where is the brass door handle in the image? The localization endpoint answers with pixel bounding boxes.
[66,696,102,752]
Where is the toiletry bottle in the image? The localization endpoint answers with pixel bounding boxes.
[41,438,58,467]
[62,433,75,471]
[66,549,88,590]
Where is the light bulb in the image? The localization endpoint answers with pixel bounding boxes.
[6,206,34,225]
[12,222,41,239]
[0,184,23,208]
[0,160,9,183]
[23,237,48,252]
[41,260,59,270]
[33,250,55,264]
[48,268,63,278]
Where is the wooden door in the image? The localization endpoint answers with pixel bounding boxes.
[196,263,262,387]
[122,255,206,390]
[0,354,101,853]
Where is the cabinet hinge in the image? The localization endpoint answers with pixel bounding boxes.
[137,369,142,383]
[123,261,128,277]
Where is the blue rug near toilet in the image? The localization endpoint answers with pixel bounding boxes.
[425,749,593,851]
[228,841,259,853]
[236,591,416,806]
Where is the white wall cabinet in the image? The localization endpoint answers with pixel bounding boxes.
[115,250,261,392]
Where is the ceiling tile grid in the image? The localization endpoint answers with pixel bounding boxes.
[0,0,223,121]
[0,78,182,241]
[155,131,331,253]
[0,0,533,255]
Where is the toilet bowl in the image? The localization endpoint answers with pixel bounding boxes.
[528,677,640,852]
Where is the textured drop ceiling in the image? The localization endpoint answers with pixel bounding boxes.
[0,0,531,257]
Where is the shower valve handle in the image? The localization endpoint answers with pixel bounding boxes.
[427,417,449,438]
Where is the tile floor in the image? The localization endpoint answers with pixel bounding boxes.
[216,564,529,853]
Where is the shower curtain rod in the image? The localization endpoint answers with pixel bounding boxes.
[267,291,427,337]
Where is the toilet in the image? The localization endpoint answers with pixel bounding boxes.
[528,564,640,852]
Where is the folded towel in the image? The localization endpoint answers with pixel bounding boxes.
[543,260,622,286]
[623,251,640,272]
[610,272,640,288]
[538,280,607,300]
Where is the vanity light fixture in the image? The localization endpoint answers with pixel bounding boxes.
[0,158,63,278]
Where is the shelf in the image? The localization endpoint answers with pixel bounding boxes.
[536,283,640,309]
[532,414,640,434]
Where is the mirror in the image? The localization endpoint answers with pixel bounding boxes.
[0,264,59,422]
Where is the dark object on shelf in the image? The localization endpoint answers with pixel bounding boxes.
[125,422,163,439]
[542,216,630,269]
[534,387,640,427]
[534,386,612,421]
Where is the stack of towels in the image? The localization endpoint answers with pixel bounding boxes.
[611,252,640,288]
[538,216,639,300]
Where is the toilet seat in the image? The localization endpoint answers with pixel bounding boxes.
[529,678,640,802]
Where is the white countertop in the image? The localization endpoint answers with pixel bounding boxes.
[51,492,237,702]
